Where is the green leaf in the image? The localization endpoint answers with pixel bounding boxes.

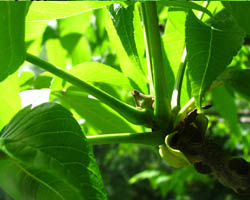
[70,36,92,66]
[55,88,140,133]
[162,8,188,107]
[158,1,213,18]
[25,21,47,55]
[26,1,115,21]
[55,89,139,134]
[0,2,29,82]
[106,5,148,93]
[109,4,145,75]
[222,68,250,100]
[223,2,250,34]
[58,11,93,37]
[68,62,132,90]
[46,39,68,69]
[0,73,21,130]
[0,103,107,200]
[185,10,245,109]
[212,85,241,138]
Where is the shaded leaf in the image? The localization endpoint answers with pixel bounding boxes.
[0,2,29,82]
[222,68,250,100]
[55,89,139,134]
[223,2,250,34]
[0,103,107,200]
[212,85,241,138]
[26,1,115,21]
[186,10,245,109]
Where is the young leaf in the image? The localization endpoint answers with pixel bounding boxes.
[26,2,115,21]
[223,2,250,34]
[185,10,245,109]
[0,2,29,82]
[222,68,250,100]
[55,89,139,133]
[0,103,107,200]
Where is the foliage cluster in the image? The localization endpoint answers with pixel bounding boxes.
[1,1,250,200]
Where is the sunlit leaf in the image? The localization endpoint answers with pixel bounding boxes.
[58,11,93,37]
[0,102,107,200]
[0,73,21,130]
[26,2,115,21]
[68,62,132,90]
[162,8,188,106]
[109,4,145,75]
[70,36,92,66]
[158,1,213,17]
[46,39,68,69]
[25,21,47,54]
[106,5,148,93]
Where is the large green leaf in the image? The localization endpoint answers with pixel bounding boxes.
[222,68,250,100]
[212,85,241,139]
[0,103,107,200]
[106,5,148,93]
[0,2,29,82]
[26,1,115,21]
[185,10,245,109]
[223,2,250,34]
[56,89,139,134]
[0,73,21,130]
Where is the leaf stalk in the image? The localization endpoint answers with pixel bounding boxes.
[26,53,153,126]
[86,131,165,146]
[140,2,171,129]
